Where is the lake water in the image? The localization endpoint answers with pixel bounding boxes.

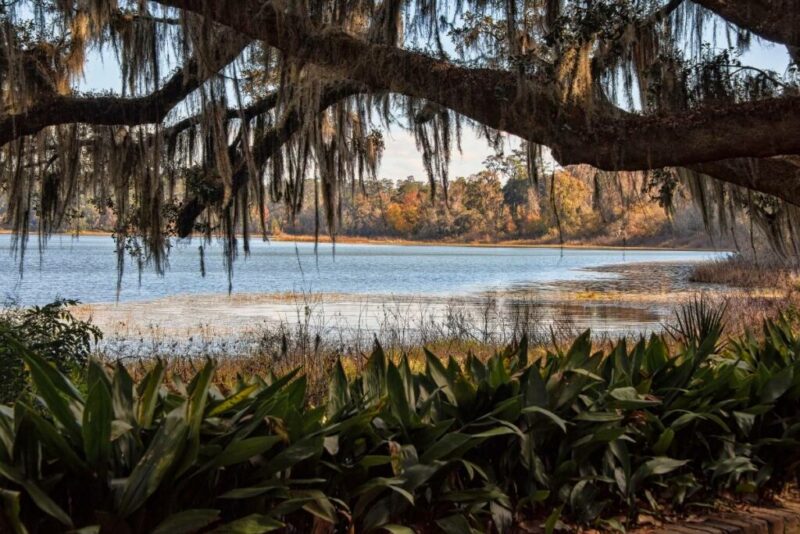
[0,234,720,305]
[1,235,726,349]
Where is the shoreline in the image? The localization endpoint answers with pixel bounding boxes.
[0,229,728,253]
[61,258,796,356]
[70,260,757,343]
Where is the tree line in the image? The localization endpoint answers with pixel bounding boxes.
[274,155,712,246]
[0,150,717,248]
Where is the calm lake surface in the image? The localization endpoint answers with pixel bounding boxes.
[1,234,720,305]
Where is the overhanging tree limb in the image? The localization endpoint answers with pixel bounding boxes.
[0,31,249,147]
[152,0,800,205]
[175,80,365,237]
[164,91,280,142]
[691,156,800,204]
[3,1,798,205]
[692,0,800,48]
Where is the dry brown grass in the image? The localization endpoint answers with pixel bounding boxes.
[115,293,800,405]
[681,292,800,338]
[105,287,800,406]
[690,254,799,289]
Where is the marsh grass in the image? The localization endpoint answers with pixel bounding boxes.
[110,296,581,403]
[690,253,799,289]
[106,292,799,404]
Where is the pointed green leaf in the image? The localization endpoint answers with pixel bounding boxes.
[16,341,83,442]
[116,409,188,517]
[652,428,675,456]
[259,436,323,476]
[387,363,413,428]
[210,436,281,468]
[425,348,457,405]
[0,489,28,534]
[83,378,113,466]
[327,359,350,418]
[421,432,472,462]
[760,367,794,403]
[152,509,221,534]
[210,514,284,533]
[0,462,72,527]
[18,403,87,473]
[136,360,165,428]
[112,362,136,425]
[522,406,568,433]
[209,384,259,417]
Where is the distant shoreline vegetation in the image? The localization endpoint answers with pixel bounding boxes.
[0,155,733,251]
[0,229,724,253]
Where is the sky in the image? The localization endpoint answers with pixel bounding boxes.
[76,12,794,182]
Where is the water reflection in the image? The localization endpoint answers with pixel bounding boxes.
[1,234,721,304]
[84,289,677,359]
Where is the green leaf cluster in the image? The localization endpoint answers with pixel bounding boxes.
[0,299,101,404]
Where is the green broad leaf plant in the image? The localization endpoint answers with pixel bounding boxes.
[0,309,798,532]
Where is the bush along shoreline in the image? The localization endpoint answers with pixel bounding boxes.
[0,307,799,533]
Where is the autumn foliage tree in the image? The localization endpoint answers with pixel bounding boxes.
[262,152,712,247]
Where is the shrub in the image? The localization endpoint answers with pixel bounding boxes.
[0,311,798,533]
[0,299,101,404]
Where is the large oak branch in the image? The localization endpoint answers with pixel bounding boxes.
[154,0,800,205]
[692,0,800,47]
[0,33,248,147]
[691,156,800,204]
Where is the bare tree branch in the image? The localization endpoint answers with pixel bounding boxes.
[164,90,280,141]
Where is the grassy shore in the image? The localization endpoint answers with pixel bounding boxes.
[690,253,799,289]
[268,233,723,251]
[71,255,792,363]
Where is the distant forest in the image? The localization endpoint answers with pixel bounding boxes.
[1,150,730,248]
